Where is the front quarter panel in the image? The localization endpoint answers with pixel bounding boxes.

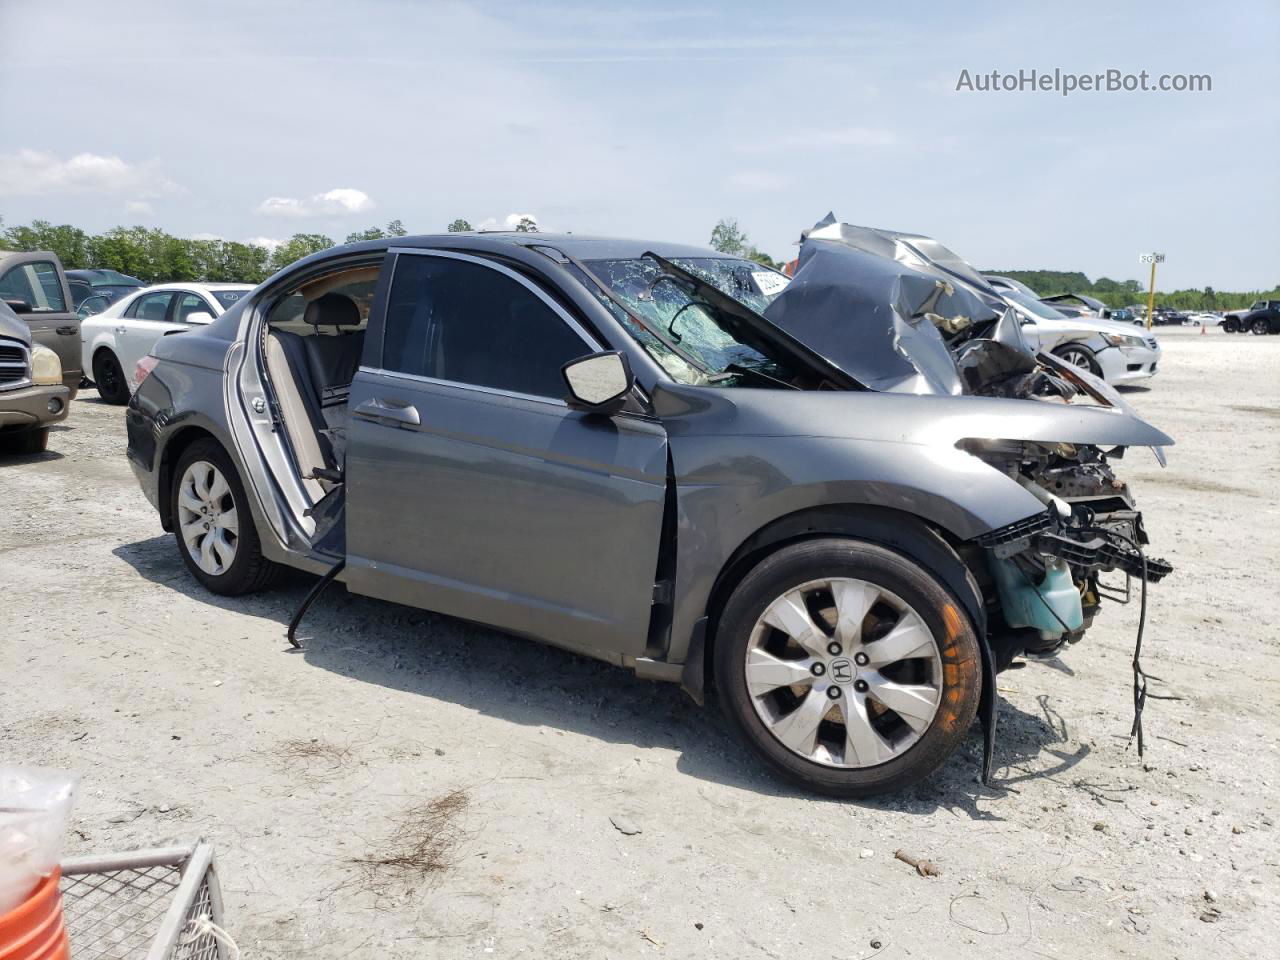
[659,387,1053,660]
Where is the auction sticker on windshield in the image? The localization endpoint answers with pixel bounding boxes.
[752,271,790,297]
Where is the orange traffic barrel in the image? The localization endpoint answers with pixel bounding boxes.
[0,869,69,960]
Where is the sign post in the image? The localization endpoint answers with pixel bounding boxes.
[1139,253,1165,330]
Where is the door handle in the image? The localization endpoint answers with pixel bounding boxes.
[354,397,420,426]
[56,325,77,335]
[115,326,126,335]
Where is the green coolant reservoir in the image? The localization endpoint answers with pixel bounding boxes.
[988,555,1083,641]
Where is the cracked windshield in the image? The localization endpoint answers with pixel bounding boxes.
[580,257,795,386]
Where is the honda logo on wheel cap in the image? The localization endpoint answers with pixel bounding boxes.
[830,657,854,684]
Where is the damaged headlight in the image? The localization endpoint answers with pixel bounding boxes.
[1101,333,1148,349]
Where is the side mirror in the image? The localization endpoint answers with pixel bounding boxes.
[4,298,32,315]
[185,311,214,325]
[562,351,634,414]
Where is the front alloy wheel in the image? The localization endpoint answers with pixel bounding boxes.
[1053,344,1100,376]
[745,578,943,768]
[93,350,130,405]
[716,538,981,797]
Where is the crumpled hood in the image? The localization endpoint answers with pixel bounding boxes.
[763,238,1002,395]
[654,381,1174,450]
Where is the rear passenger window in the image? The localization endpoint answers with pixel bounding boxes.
[382,255,592,399]
[128,292,173,322]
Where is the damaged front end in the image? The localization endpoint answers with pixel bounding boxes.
[760,215,1177,773]
[771,216,1176,670]
[963,437,1171,670]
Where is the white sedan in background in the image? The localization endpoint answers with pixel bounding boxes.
[995,286,1162,386]
[81,283,251,403]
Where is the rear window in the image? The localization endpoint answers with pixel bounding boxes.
[212,289,250,308]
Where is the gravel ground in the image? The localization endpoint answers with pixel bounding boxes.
[2,326,1277,959]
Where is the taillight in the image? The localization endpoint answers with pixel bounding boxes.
[135,355,159,385]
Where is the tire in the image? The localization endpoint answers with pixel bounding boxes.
[0,427,49,455]
[1052,343,1101,377]
[171,438,282,595]
[1251,318,1270,336]
[714,538,982,797]
[1223,317,1239,333]
[93,350,130,405]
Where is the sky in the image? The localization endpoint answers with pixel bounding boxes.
[1,0,1277,290]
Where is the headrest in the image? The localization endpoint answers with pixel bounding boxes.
[303,292,361,328]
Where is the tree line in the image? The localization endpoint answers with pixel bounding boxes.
[2,214,1270,309]
[982,268,1277,312]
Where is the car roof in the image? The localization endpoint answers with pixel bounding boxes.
[355,232,734,262]
[129,282,252,294]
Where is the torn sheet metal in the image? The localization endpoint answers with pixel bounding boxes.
[762,238,996,395]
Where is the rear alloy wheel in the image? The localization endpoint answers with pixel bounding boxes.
[1251,317,1270,335]
[172,438,280,595]
[715,539,981,797]
[1052,344,1101,377]
[93,350,130,405]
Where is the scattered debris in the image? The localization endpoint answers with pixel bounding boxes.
[611,815,642,836]
[1052,876,1100,893]
[272,737,354,782]
[1200,906,1222,923]
[948,892,1009,935]
[859,848,874,859]
[640,930,663,948]
[1122,915,1150,935]
[106,802,146,824]
[694,922,704,931]
[894,849,940,877]
[349,788,470,889]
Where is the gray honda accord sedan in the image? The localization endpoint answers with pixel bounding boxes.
[126,232,1172,796]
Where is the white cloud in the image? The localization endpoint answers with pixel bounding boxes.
[475,212,542,231]
[125,200,155,216]
[189,232,223,242]
[726,171,791,192]
[736,128,898,154]
[254,188,374,218]
[0,148,181,198]
[800,127,898,147]
[245,236,282,251]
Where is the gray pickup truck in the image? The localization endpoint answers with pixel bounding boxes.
[0,249,84,395]
[0,299,71,453]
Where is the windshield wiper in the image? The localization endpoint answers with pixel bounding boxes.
[707,362,799,389]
